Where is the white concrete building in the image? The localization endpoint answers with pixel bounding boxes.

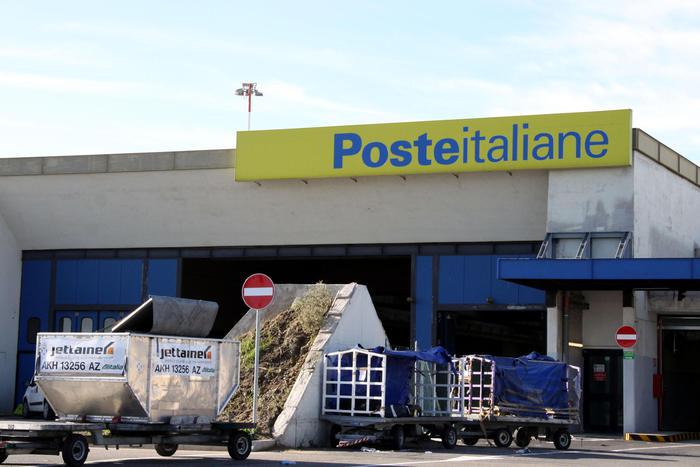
[1,110,699,434]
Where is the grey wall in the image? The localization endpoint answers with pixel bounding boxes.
[0,210,20,413]
[634,152,700,258]
[0,169,548,250]
[629,152,700,432]
[581,291,622,348]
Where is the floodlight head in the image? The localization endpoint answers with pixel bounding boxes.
[235,88,246,96]
[254,90,263,96]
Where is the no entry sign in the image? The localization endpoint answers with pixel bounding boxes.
[242,273,275,309]
[616,325,637,348]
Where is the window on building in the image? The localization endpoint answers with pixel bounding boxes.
[103,317,117,331]
[60,317,72,333]
[554,238,581,259]
[27,318,40,344]
[591,236,623,258]
[80,317,93,333]
[541,232,631,259]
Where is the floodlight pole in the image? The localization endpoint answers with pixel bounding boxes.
[246,83,253,131]
[236,82,263,131]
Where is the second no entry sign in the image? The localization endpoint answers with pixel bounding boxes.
[616,325,637,348]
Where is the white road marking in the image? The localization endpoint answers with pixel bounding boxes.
[612,443,700,452]
[355,449,579,466]
[354,455,506,466]
[75,450,230,465]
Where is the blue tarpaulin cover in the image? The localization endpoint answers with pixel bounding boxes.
[365,346,453,407]
[489,352,569,417]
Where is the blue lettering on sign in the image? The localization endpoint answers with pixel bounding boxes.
[333,133,362,168]
[362,141,388,168]
[332,124,611,169]
[390,140,412,167]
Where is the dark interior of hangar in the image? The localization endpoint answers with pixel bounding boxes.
[181,257,412,347]
[661,328,700,431]
[437,309,547,357]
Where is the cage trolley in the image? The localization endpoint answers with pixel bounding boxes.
[321,347,581,451]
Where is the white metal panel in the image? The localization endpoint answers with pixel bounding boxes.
[547,166,634,233]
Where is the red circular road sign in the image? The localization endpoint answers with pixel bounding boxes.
[616,325,637,348]
[242,273,275,309]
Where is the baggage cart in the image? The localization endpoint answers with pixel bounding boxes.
[0,297,257,465]
[321,347,580,451]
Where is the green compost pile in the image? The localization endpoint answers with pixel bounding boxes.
[219,283,333,438]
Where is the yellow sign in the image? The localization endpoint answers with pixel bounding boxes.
[235,109,631,181]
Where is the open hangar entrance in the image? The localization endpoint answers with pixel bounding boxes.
[658,315,700,431]
[437,308,546,357]
[179,242,546,353]
[181,255,412,348]
[431,247,547,358]
[499,257,700,433]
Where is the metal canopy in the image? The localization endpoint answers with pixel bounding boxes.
[497,258,700,291]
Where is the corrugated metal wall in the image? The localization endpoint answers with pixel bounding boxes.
[14,258,178,405]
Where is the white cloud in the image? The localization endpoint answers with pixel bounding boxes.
[47,20,356,72]
[260,80,405,124]
[0,44,109,67]
[0,71,146,95]
[2,2,699,163]
[0,112,234,157]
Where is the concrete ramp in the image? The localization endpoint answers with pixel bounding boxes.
[272,283,388,448]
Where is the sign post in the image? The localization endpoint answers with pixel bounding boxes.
[241,273,275,425]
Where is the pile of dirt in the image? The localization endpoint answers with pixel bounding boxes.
[219,283,333,438]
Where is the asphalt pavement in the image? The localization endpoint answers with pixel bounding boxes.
[5,435,700,466]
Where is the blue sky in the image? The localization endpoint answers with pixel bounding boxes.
[1,1,700,163]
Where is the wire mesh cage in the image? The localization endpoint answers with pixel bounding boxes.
[323,348,386,417]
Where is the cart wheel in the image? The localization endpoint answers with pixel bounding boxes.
[493,428,513,448]
[0,449,7,464]
[553,429,571,450]
[21,399,30,419]
[329,424,341,448]
[43,400,55,420]
[62,434,89,467]
[461,436,479,446]
[228,431,252,460]
[441,425,458,449]
[155,442,178,456]
[515,428,531,448]
[391,425,405,450]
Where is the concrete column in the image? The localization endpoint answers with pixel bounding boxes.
[547,292,563,360]
[622,304,635,433]
[624,291,658,433]
[568,307,583,370]
[0,211,20,414]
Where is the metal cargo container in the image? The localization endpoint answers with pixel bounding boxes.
[35,332,240,423]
